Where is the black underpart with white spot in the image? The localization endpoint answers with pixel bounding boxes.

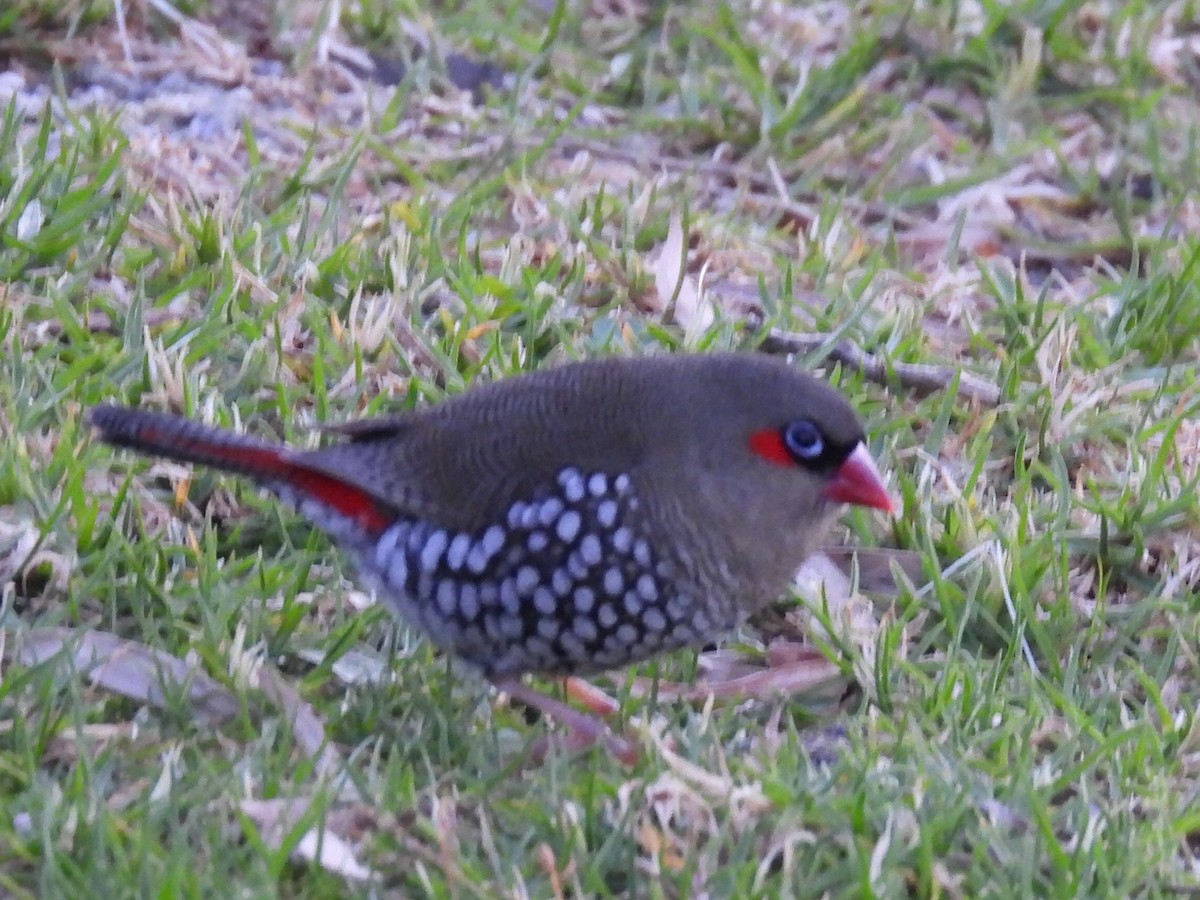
[351,468,711,677]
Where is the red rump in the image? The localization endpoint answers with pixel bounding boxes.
[748,429,793,467]
[280,466,391,534]
[142,428,392,535]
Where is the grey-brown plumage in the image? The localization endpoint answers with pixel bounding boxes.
[88,353,892,690]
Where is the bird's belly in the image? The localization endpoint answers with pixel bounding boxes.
[350,514,731,677]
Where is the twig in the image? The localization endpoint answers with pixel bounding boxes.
[554,136,920,229]
[132,0,233,64]
[761,327,1002,405]
[113,0,135,68]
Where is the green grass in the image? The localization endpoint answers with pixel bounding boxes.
[3,0,1200,895]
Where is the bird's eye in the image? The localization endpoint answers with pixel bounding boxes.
[783,419,825,461]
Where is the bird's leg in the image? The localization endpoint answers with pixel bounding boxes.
[490,676,638,765]
[561,676,621,716]
[624,642,843,703]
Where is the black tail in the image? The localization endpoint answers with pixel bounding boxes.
[87,405,292,481]
[88,405,395,534]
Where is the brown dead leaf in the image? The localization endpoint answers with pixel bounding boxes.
[628,652,843,704]
[14,627,239,726]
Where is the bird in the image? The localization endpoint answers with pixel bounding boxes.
[88,353,894,760]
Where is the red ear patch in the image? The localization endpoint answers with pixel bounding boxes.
[748,429,793,467]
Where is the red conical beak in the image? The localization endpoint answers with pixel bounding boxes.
[824,444,895,514]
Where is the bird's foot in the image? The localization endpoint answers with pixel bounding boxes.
[491,676,638,766]
[561,675,621,716]
[492,645,840,765]
[625,642,842,703]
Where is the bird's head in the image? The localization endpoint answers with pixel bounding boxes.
[647,353,894,517]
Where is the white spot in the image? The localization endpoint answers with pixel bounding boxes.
[633,539,652,567]
[573,586,595,613]
[459,583,479,620]
[579,534,602,566]
[374,525,402,570]
[528,531,549,553]
[693,610,711,634]
[567,552,589,580]
[551,568,573,596]
[520,504,539,529]
[559,468,586,502]
[500,614,523,638]
[573,616,598,641]
[525,636,552,659]
[666,595,688,620]
[469,526,506,574]
[533,587,557,615]
[445,533,471,571]
[559,631,586,659]
[537,497,564,527]
[671,624,695,644]
[597,604,618,628]
[479,582,499,607]
[639,629,662,648]
[481,525,506,556]
[636,574,658,602]
[614,474,630,493]
[596,500,618,529]
[616,623,638,645]
[602,567,624,596]
[587,473,608,497]
[515,565,539,596]
[506,502,526,529]
[466,545,487,574]
[555,510,582,543]
[387,549,408,589]
[612,527,633,553]
[420,530,448,572]
[407,527,426,552]
[500,578,520,613]
[483,615,504,641]
[624,592,642,616]
[537,618,560,641]
[643,608,667,632]
[437,580,457,616]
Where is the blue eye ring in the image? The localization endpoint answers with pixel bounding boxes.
[783,419,825,461]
